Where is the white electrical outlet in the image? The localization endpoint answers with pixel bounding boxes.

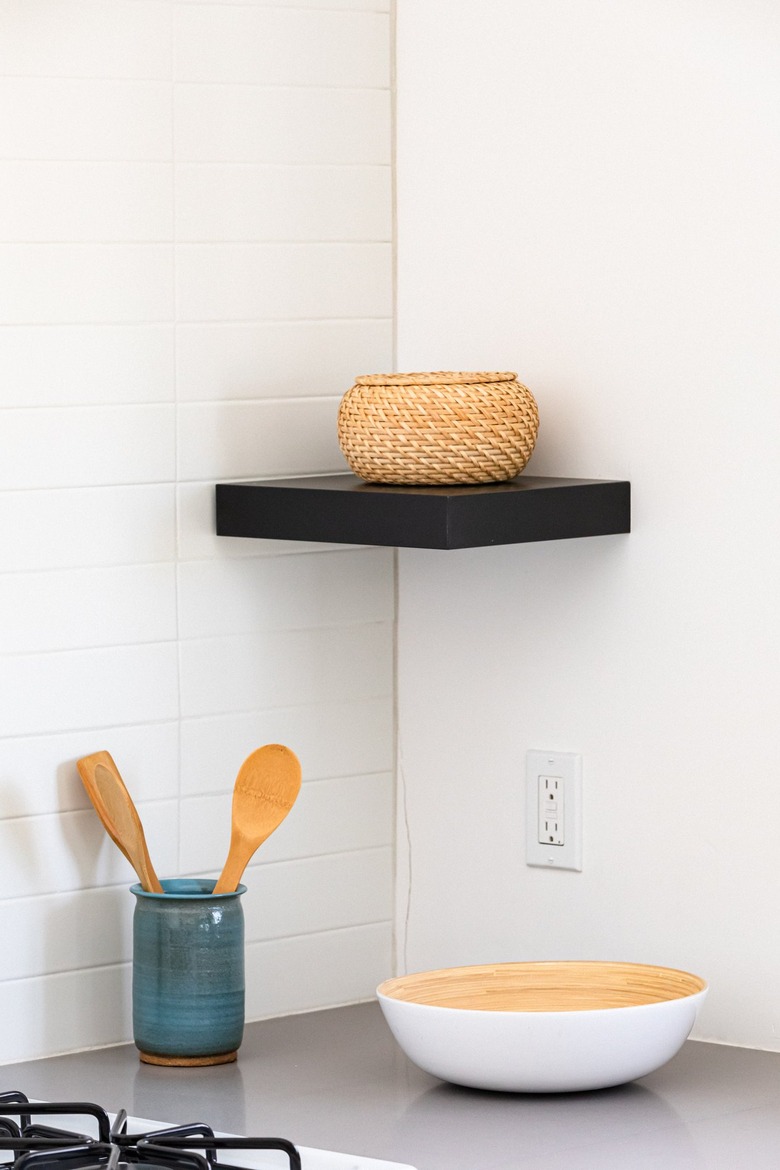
[526,750,582,870]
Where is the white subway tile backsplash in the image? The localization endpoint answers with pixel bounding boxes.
[0,406,175,490]
[0,79,172,160]
[179,791,230,873]
[179,772,393,873]
[0,486,176,572]
[177,548,393,638]
[245,922,392,1020]
[0,886,132,984]
[0,163,174,242]
[0,245,174,325]
[176,318,392,401]
[174,8,389,88]
[176,242,392,322]
[177,398,344,480]
[0,964,131,1064]
[0,326,175,408]
[0,564,177,654]
[258,772,394,862]
[0,643,180,737]
[180,698,393,796]
[0,722,179,818]
[179,623,392,718]
[175,164,391,242]
[0,1,172,80]
[0,0,394,1062]
[175,86,391,164]
[241,848,393,941]
[0,801,178,899]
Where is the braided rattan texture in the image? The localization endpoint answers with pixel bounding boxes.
[337,371,539,485]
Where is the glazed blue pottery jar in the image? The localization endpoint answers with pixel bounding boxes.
[131,878,246,1066]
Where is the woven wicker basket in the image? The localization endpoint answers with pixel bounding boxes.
[337,371,539,486]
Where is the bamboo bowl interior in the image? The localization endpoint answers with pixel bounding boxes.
[377,962,707,1014]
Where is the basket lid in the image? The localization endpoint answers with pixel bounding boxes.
[353,371,518,387]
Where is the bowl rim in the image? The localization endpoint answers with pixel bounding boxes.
[376,960,708,1014]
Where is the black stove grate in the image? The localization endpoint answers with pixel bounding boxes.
[0,1095,301,1170]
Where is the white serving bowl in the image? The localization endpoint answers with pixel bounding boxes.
[377,961,707,1093]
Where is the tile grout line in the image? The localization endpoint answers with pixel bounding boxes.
[171,6,186,882]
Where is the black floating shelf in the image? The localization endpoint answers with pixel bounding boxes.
[216,473,630,551]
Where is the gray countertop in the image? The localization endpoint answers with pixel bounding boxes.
[5,1003,780,1169]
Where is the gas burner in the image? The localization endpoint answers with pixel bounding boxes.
[0,1096,299,1170]
[0,1094,415,1170]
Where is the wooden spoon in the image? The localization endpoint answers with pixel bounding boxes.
[213,744,302,894]
[77,750,164,893]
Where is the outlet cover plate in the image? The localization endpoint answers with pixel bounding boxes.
[526,750,582,871]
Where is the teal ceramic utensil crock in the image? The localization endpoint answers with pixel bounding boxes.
[131,878,246,1066]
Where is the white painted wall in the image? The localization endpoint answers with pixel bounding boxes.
[0,0,394,1064]
[395,0,780,1048]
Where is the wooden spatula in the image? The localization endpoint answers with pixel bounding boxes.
[77,750,163,893]
[213,744,302,894]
